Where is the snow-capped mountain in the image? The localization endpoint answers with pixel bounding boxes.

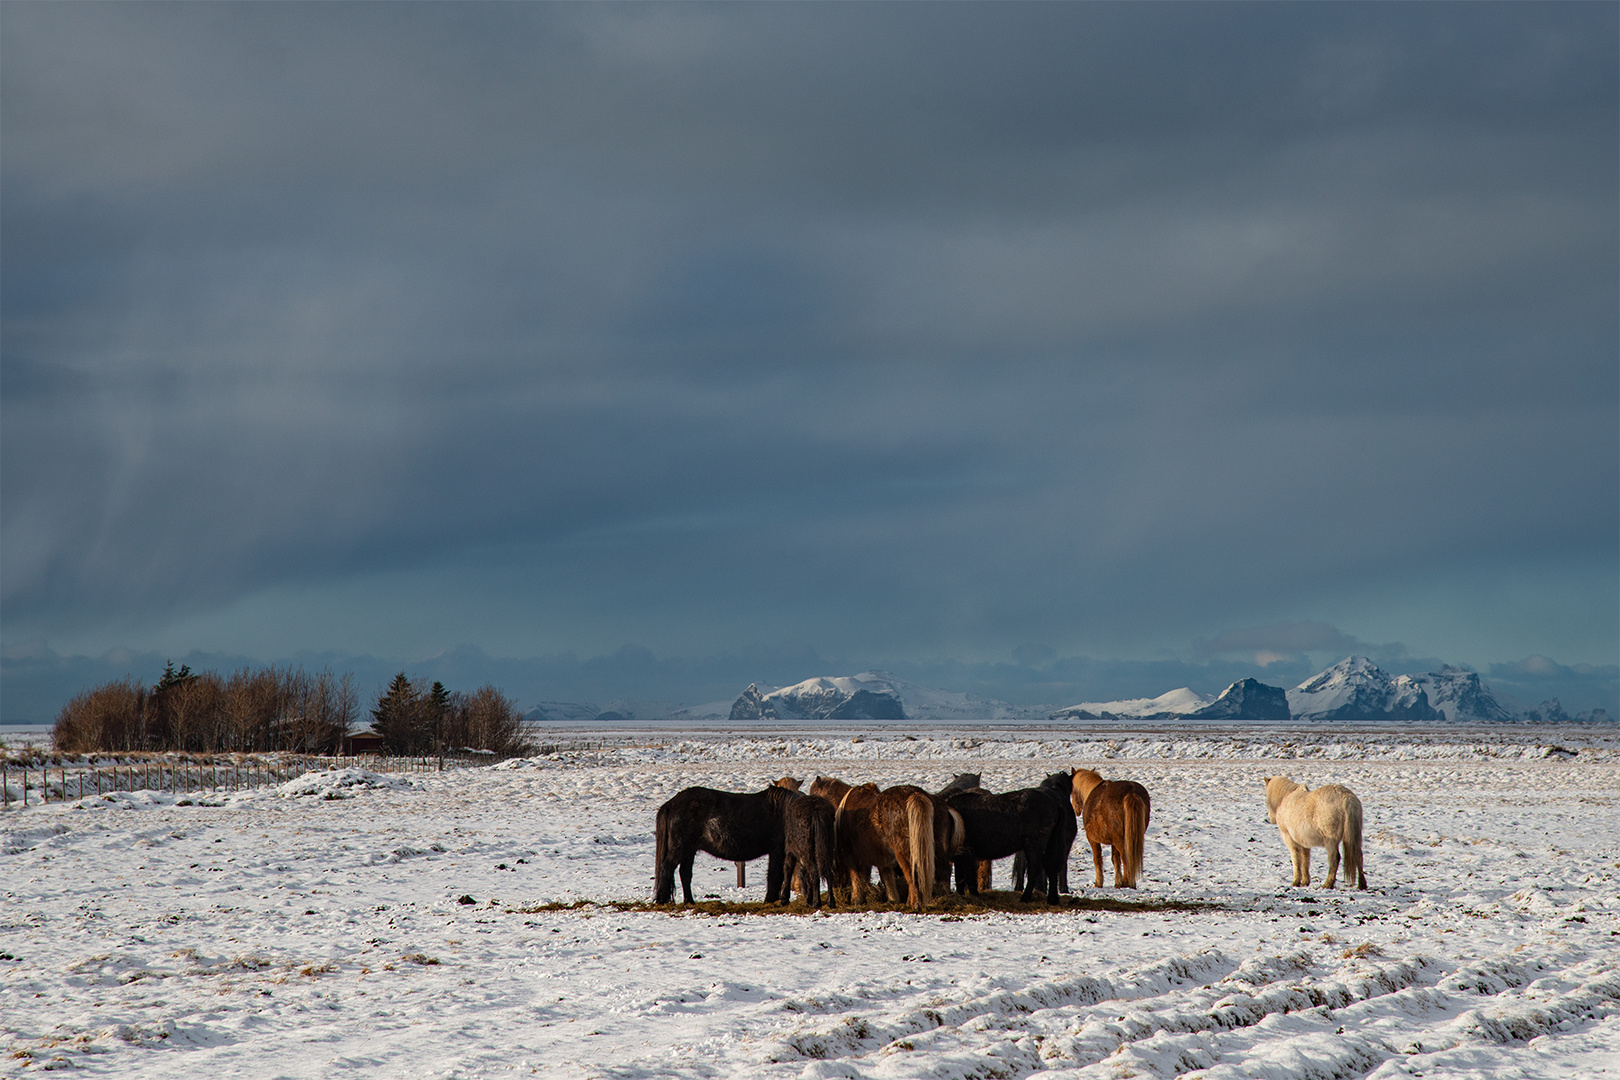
[1286,656,1443,722]
[1050,687,1214,721]
[1051,679,1293,721]
[1187,677,1292,721]
[1403,666,1520,723]
[726,671,1040,722]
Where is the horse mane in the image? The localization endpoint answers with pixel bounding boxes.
[762,785,799,815]
[1038,772,1073,797]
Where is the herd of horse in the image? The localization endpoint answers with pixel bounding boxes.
[653,768,1367,909]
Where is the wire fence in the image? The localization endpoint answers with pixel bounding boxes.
[0,745,597,811]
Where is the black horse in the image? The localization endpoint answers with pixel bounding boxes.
[654,785,798,904]
[780,792,838,908]
[934,772,982,797]
[1012,772,1079,896]
[936,773,991,892]
[945,771,1075,904]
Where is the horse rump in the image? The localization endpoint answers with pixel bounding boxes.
[782,793,837,908]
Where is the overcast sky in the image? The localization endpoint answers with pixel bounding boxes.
[3,4,1616,713]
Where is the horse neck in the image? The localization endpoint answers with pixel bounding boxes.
[1072,770,1102,801]
[1039,773,1071,797]
[813,777,850,802]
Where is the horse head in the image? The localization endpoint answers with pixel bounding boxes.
[1070,768,1103,812]
[1263,776,1301,822]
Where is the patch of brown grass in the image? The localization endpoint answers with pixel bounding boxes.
[508,891,1223,918]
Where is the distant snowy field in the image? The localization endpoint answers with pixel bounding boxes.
[3,726,1617,1079]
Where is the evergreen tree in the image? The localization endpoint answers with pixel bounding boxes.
[428,681,451,754]
[371,672,427,755]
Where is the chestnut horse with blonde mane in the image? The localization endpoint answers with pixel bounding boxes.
[1070,768,1150,889]
[833,782,958,910]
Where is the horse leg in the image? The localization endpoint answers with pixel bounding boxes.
[1018,846,1039,902]
[849,866,866,905]
[1111,845,1124,888]
[1043,837,1064,905]
[1091,842,1105,888]
[1297,845,1311,887]
[780,853,799,906]
[953,856,975,895]
[1325,842,1341,889]
[765,848,785,903]
[879,864,904,903]
[680,857,696,904]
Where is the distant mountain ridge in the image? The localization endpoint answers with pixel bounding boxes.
[522,656,1611,724]
[1052,656,1609,724]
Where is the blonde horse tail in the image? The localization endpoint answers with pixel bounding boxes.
[834,789,858,902]
[907,793,934,908]
[834,788,854,862]
[1345,793,1366,889]
[1122,791,1148,888]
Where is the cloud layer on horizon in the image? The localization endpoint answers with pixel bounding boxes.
[3,6,1616,680]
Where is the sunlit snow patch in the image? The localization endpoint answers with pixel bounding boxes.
[276,767,413,800]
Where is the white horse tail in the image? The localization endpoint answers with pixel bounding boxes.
[1122,790,1149,888]
[907,792,935,908]
[1344,791,1367,889]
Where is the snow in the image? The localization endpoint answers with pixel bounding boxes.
[1057,687,1215,719]
[3,725,1618,1078]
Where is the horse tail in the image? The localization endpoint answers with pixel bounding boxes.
[907,793,934,908]
[1122,791,1148,888]
[834,788,852,864]
[1345,792,1366,889]
[654,803,671,902]
[812,804,835,902]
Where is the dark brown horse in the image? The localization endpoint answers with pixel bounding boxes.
[1071,767,1150,888]
[654,785,797,904]
[780,792,838,908]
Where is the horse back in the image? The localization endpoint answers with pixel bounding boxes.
[660,786,786,861]
[948,788,1056,859]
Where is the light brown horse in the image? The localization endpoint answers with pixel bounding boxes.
[834,783,943,909]
[1070,767,1150,889]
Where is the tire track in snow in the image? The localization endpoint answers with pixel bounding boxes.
[763,947,1620,1080]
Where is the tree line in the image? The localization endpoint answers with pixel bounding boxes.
[52,662,533,757]
[367,672,531,757]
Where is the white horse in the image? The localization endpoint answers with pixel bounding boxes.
[1264,776,1367,890]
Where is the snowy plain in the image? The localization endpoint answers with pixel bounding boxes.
[2,724,1617,1079]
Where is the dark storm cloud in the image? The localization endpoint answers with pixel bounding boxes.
[2,4,1615,699]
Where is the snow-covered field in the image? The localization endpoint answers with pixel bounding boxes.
[3,727,1617,1079]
